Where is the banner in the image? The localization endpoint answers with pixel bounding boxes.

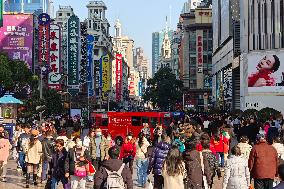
[0,14,34,69]
[248,51,284,95]
[48,24,61,90]
[197,34,203,73]
[38,13,51,67]
[138,81,142,97]
[116,54,122,102]
[67,15,80,96]
[87,35,94,97]
[100,54,110,100]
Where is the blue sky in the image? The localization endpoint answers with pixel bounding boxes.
[53,0,185,64]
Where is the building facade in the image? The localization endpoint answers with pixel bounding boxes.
[86,1,113,106]
[4,0,51,15]
[239,0,284,113]
[180,5,213,111]
[212,0,240,111]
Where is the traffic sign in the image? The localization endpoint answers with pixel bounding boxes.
[0,117,4,123]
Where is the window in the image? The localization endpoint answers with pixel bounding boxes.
[58,13,62,16]
[90,9,93,14]
[101,118,108,126]
[67,13,70,16]
[142,117,149,124]
[163,118,171,127]
[94,49,99,56]
[89,20,91,29]
[150,117,158,128]
[132,117,142,126]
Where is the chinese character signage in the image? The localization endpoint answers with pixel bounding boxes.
[128,72,135,96]
[0,14,34,69]
[100,54,110,101]
[67,15,80,95]
[38,13,51,67]
[48,24,61,90]
[87,35,94,97]
[116,54,122,102]
[138,81,142,97]
[197,35,203,73]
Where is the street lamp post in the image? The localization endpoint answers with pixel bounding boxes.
[39,66,46,122]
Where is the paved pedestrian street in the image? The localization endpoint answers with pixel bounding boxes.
[0,160,223,189]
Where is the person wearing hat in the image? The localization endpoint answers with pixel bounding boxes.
[248,133,278,189]
[24,129,43,188]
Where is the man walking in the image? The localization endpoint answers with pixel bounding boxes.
[249,134,278,189]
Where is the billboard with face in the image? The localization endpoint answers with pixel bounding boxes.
[248,51,284,94]
[0,14,34,69]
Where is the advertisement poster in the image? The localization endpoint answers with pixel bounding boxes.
[116,54,122,102]
[248,51,284,94]
[70,108,81,120]
[48,24,61,90]
[138,81,142,97]
[100,54,110,100]
[38,13,51,67]
[0,14,34,69]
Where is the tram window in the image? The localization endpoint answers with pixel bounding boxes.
[142,117,149,124]
[132,116,142,126]
[150,117,158,128]
[101,118,108,126]
[163,118,171,127]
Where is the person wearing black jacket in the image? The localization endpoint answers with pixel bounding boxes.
[41,130,55,182]
[48,139,68,189]
[267,122,280,144]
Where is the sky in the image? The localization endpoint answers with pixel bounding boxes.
[53,0,186,64]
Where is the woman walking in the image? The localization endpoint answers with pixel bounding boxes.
[0,131,11,182]
[148,134,171,189]
[119,133,136,175]
[136,132,150,187]
[24,130,43,188]
[223,146,250,189]
[162,146,186,189]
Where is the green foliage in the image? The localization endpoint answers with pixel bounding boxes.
[243,109,258,117]
[43,89,64,117]
[143,67,183,111]
[258,107,281,122]
[0,53,37,98]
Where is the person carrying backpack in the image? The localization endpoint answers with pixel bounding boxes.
[95,146,133,189]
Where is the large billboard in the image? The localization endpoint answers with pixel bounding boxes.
[48,24,61,90]
[116,54,122,102]
[248,51,284,95]
[0,14,33,69]
[100,54,110,100]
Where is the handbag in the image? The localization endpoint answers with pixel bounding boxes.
[44,178,52,189]
[200,152,209,189]
[74,163,87,177]
[88,161,96,175]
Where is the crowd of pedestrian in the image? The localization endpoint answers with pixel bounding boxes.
[0,113,284,189]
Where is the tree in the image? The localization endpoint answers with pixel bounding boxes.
[43,89,64,117]
[143,67,183,111]
[0,53,36,98]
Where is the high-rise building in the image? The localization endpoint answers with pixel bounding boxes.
[180,2,213,111]
[152,28,174,77]
[4,0,51,15]
[212,0,240,111]
[86,1,113,101]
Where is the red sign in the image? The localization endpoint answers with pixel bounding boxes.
[116,54,123,102]
[48,24,61,90]
[38,17,50,66]
[197,35,203,73]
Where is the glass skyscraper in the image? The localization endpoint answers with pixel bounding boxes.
[4,0,50,15]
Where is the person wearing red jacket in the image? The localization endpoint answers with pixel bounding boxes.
[119,134,136,174]
[211,133,229,167]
